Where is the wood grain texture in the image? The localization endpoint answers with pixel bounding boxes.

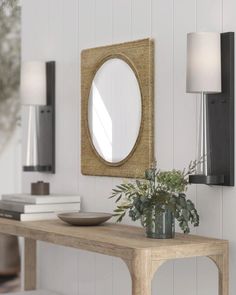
[124,254,165,295]
[124,250,152,295]
[81,38,154,178]
[0,219,227,257]
[208,244,229,295]
[0,218,228,295]
[24,238,36,291]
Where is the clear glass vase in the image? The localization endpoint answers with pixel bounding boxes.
[143,206,175,239]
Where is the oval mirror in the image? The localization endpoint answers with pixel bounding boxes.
[88,58,142,164]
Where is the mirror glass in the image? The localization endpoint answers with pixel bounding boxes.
[88,58,142,163]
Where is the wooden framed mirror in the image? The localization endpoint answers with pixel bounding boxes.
[81,38,154,178]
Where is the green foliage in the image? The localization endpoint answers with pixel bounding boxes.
[0,0,20,152]
[0,0,20,103]
[110,160,200,234]
[0,0,18,9]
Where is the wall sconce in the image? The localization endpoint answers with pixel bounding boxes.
[186,32,234,186]
[21,61,56,173]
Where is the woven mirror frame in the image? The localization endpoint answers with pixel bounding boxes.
[81,38,154,178]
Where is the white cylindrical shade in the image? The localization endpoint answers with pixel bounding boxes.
[21,61,47,105]
[186,32,221,93]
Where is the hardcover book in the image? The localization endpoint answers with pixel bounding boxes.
[1,194,81,204]
[0,200,80,213]
[0,210,59,221]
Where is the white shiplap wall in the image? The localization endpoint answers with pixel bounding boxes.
[0,128,21,196]
[21,0,235,294]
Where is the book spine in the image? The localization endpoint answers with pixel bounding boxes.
[1,196,35,204]
[0,209,21,220]
[0,202,80,213]
[1,196,81,204]
[0,203,24,213]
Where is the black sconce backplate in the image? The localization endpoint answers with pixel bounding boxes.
[189,32,234,186]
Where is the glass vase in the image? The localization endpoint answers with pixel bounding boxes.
[143,206,175,239]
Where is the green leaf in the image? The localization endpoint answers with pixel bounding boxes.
[109,160,200,234]
[115,194,122,203]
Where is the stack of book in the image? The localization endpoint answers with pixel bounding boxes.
[0,194,81,221]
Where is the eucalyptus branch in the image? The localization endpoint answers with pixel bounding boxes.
[109,160,200,234]
[183,156,205,179]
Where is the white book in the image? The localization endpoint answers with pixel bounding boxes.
[0,200,80,213]
[1,194,81,204]
[0,210,61,221]
[7,290,61,295]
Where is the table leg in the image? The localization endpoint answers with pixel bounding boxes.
[24,238,37,291]
[208,246,229,295]
[123,250,156,295]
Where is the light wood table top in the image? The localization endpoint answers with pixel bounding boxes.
[0,218,227,259]
[0,218,229,295]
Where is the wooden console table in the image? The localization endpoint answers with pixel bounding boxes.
[0,218,229,295]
